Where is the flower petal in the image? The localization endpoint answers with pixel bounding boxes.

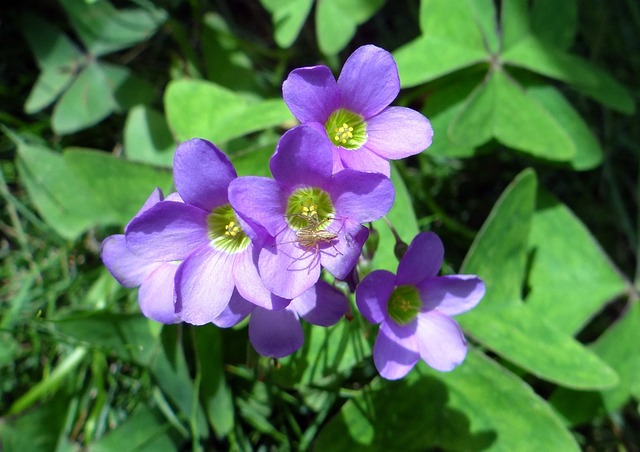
[356,269,396,324]
[337,45,400,118]
[175,246,235,325]
[258,232,321,299]
[333,145,390,176]
[249,307,303,358]
[373,321,419,380]
[283,65,339,123]
[228,176,286,237]
[124,187,164,232]
[415,311,467,372]
[319,219,368,280]
[332,170,395,223]
[293,280,347,326]
[173,138,237,211]
[365,107,433,160]
[270,126,333,190]
[138,262,180,324]
[418,275,485,316]
[101,235,157,288]
[212,289,254,328]
[233,246,291,311]
[126,202,210,261]
[396,232,444,285]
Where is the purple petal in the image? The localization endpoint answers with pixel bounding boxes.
[249,307,303,358]
[138,262,180,324]
[415,311,467,372]
[292,280,347,326]
[355,269,396,324]
[396,232,444,286]
[319,219,368,280]
[164,192,184,202]
[270,126,333,190]
[373,321,419,380]
[101,234,158,288]
[126,202,210,261]
[233,246,291,311]
[258,231,321,299]
[212,289,254,328]
[174,246,235,325]
[333,145,391,177]
[365,107,433,159]
[283,65,339,123]
[228,176,286,237]
[173,138,237,211]
[332,170,395,223]
[337,45,400,118]
[418,275,485,316]
[125,187,164,231]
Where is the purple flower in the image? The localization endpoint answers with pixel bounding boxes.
[282,44,433,176]
[207,281,348,358]
[126,139,289,326]
[356,232,485,380]
[229,125,395,300]
[101,188,181,324]
[249,281,348,358]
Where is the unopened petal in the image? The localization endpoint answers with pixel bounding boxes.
[293,281,347,326]
[249,307,303,358]
[356,269,396,325]
[212,289,254,328]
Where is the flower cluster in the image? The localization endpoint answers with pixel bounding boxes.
[102,45,484,377]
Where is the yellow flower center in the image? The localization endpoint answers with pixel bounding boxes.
[333,123,354,145]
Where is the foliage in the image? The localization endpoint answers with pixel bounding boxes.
[1,0,639,450]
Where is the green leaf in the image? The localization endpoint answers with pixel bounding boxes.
[1,388,74,452]
[422,72,485,157]
[315,350,578,450]
[525,191,628,335]
[16,142,109,240]
[59,0,167,57]
[526,85,603,170]
[90,406,176,452]
[461,169,536,309]
[370,164,419,273]
[21,13,83,70]
[450,70,575,161]
[394,0,496,86]
[550,302,640,425]
[572,65,636,115]
[52,62,116,135]
[100,62,155,111]
[419,0,488,51]
[260,0,313,48]
[194,325,235,437]
[164,79,293,144]
[393,36,488,88]
[460,304,618,389]
[54,312,161,366]
[500,0,531,50]
[63,148,174,226]
[316,0,385,55]
[502,37,598,87]
[24,67,77,114]
[124,106,176,167]
[273,317,372,387]
[202,13,262,92]
[531,0,577,50]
